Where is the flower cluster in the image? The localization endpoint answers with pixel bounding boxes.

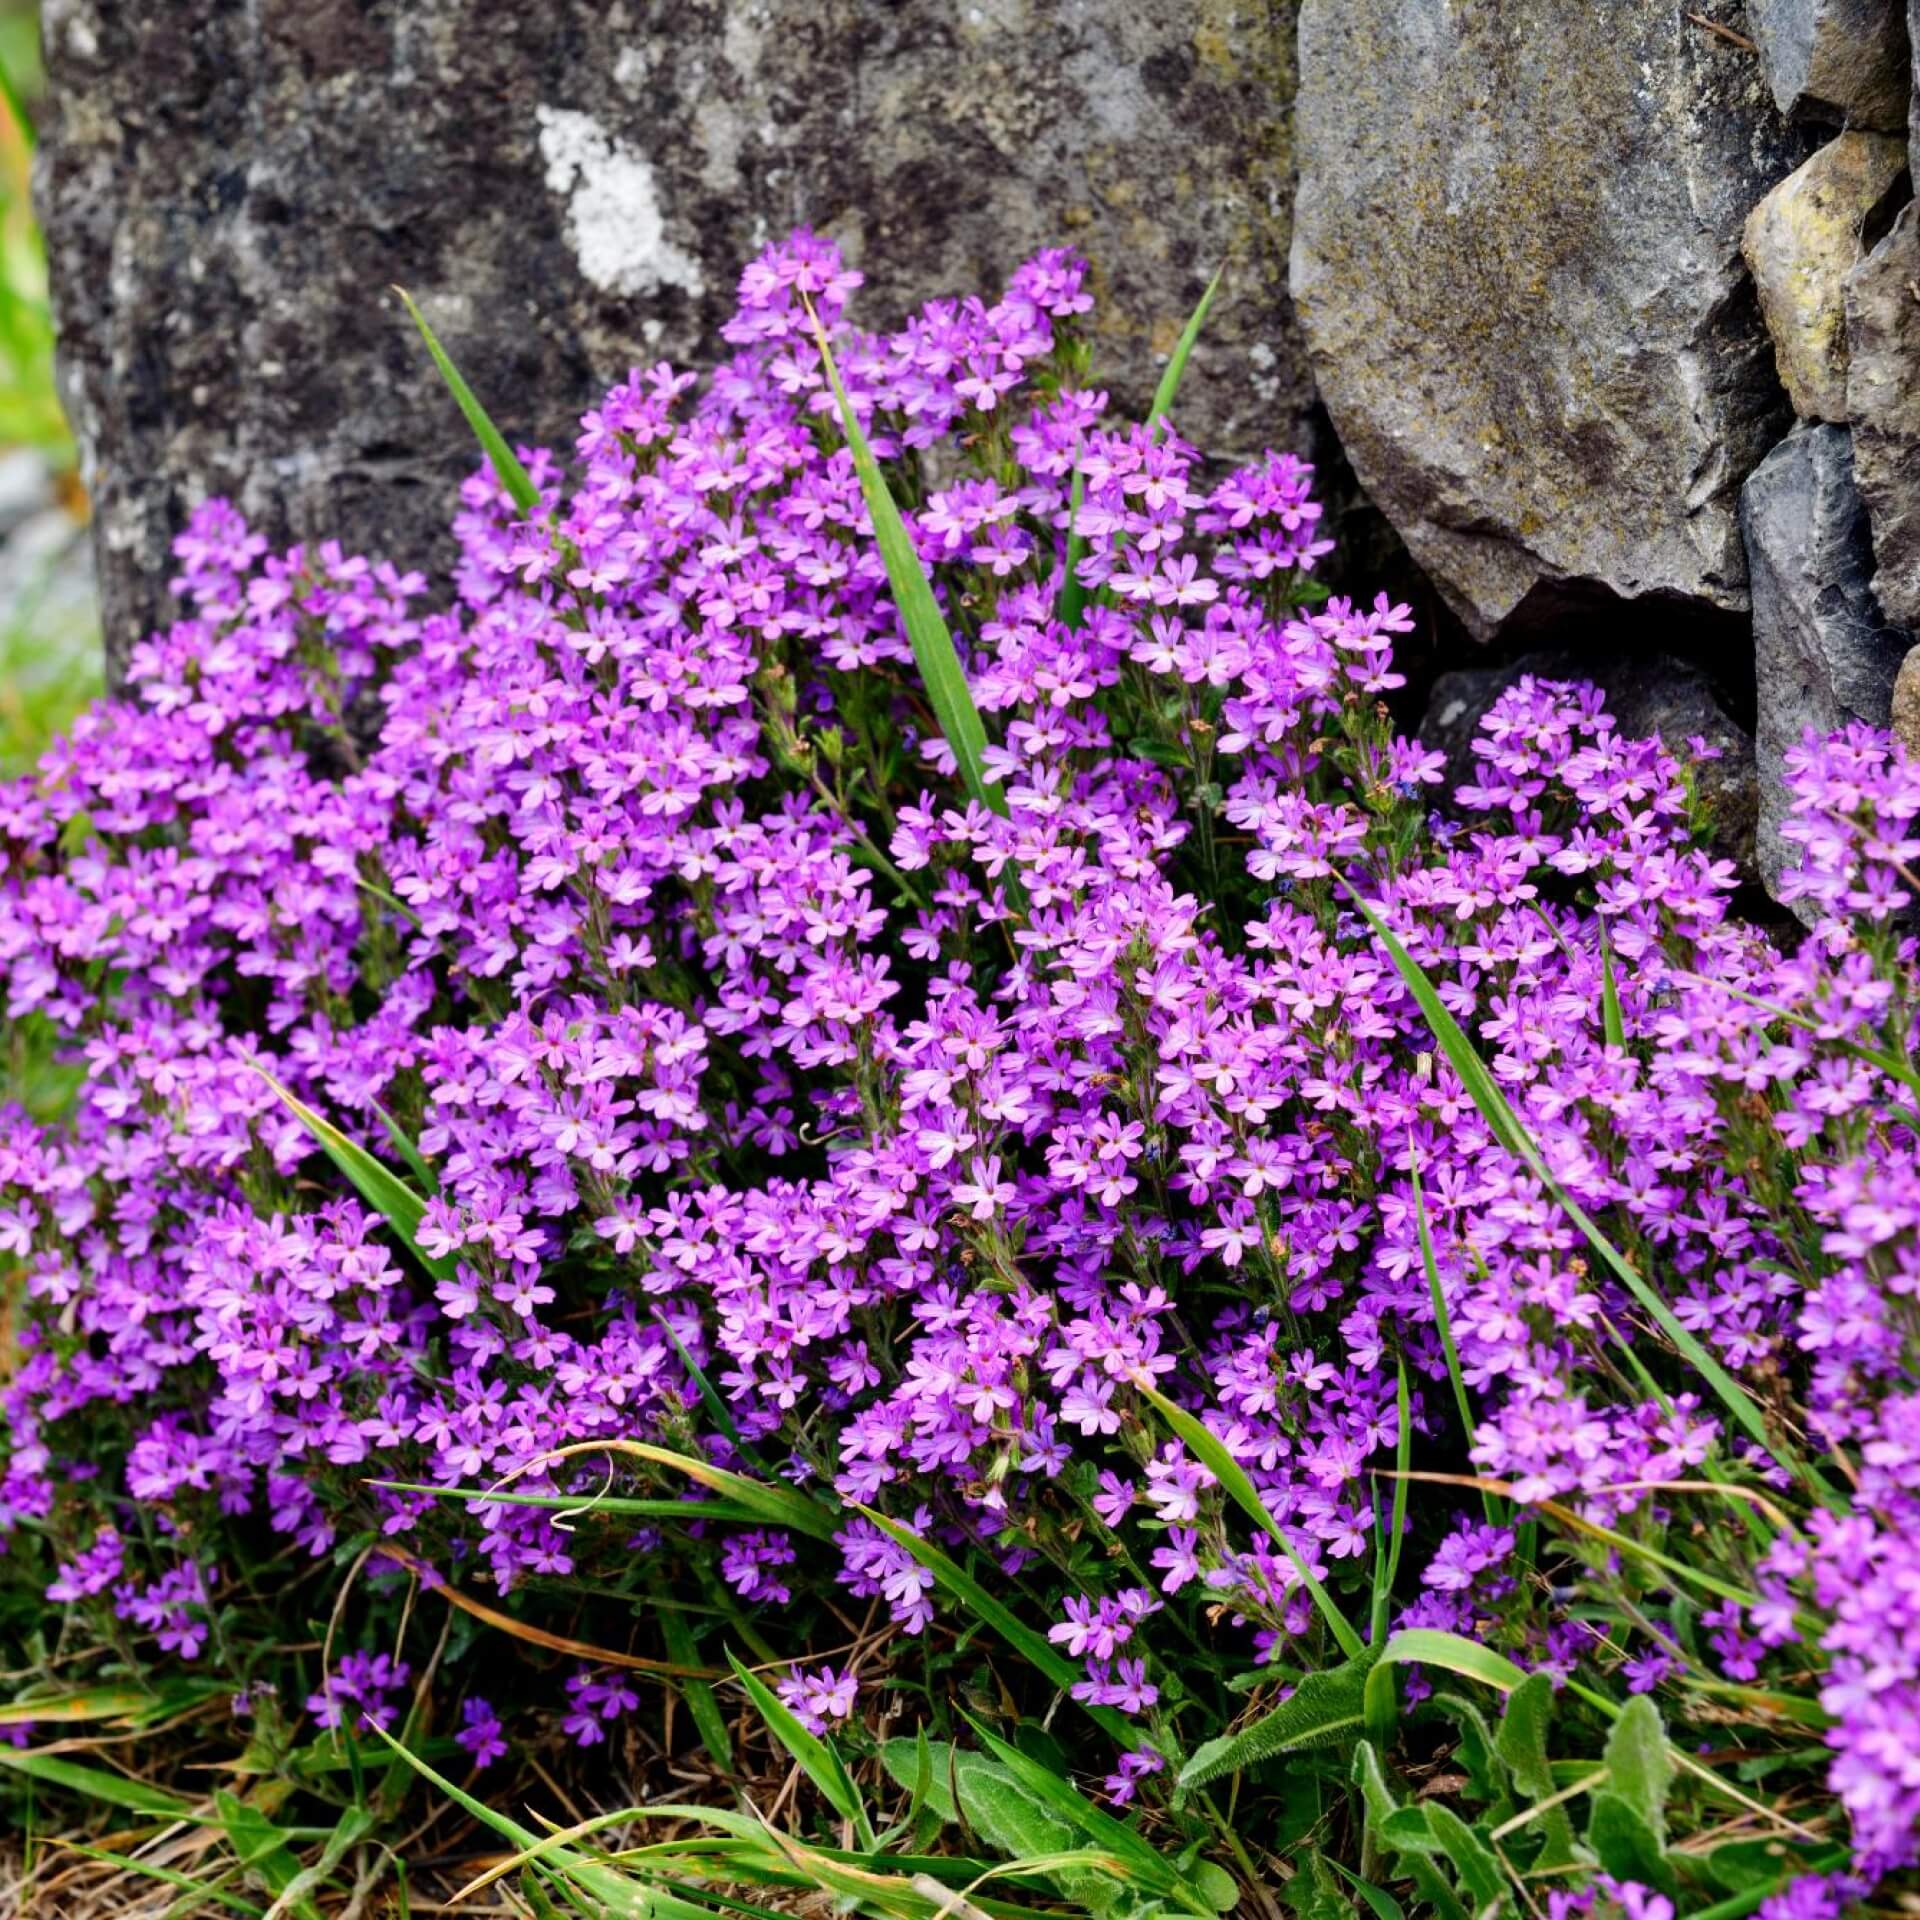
[3,227,1919,1897]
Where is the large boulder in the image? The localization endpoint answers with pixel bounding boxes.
[1291,1,1814,639]
[1741,424,1910,895]
[1742,132,1908,424]
[37,0,1306,660]
[1746,0,1911,130]
[1845,202,1920,631]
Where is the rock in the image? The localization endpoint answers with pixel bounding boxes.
[1845,201,1920,629]
[1741,424,1909,895]
[36,0,1306,664]
[1743,132,1908,423]
[1420,654,1757,873]
[1746,0,1911,130]
[1291,1,1814,639]
[1892,643,1920,754]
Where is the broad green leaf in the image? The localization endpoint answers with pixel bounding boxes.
[1497,1672,1576,1866]
[1328,1859,1409,1920]
[0,1745,196,1817]
[216,1790,324,1920]
[1179,1654,1375,1790]
[396,288,541,517]
[1286,1848,1355,1920]
[1588,1792,1675,1894]
[856,1508,1146,1749]
[966,1718,1190,1899]
[1423,1691,1505,1810]
[1147,269,1224,442]
[253,1068,453,1284]
[1424,1805,1506,1910]
[1059,463,1090,630]
[1352,1743,1467,1920]
[1341,881,1779,1458]
[1602,1694,1672,1841]
[727,1649,869,1843]
[806,311,1004,820]
[1138,1383,1365,1659]
[1365,1628,1528,1739]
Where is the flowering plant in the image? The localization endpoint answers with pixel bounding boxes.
[3,228,1918,1916]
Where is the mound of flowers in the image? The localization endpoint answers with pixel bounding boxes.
[3,230,1919,1911]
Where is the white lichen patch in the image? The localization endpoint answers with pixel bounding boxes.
[534,105,704,300]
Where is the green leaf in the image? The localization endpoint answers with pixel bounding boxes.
[1371,1356,1414,1648]
[1411,1162,1498,1529]
[966,1718,1191,1900]
[1341,878,1780,1459]
[372,1099,440,1196]
[556,1439,839,1541]
[1286,1848,1355,1920]
[253,1068,453,1284]
[55,1843,264,1919]
[1425,1804,1506,1910]
[727,1649,869,1844]
[1588,1792,1676,1895]
[395,288,541,518]
[1137,1383,1366,1659]
[1423,1691,1505,1810]
[1328,1859,1408,1920]
[856,1508,1148,1749]
[0,1745,196,1818]
[1059,463,1090,630]
[1599,924,1626,1051]
[1497,1672,1576,1866]
[367,1478,765,1528]
[1147,268,1224,442]
[1373,1628,1526,1703]
[660,1603,732,1773]
[806,311,1004,819]
[216,1790,325,1920]
[1179,1654,1375,1790]
[1352,1743,1467,1920]
[1601,1695,1672,1842]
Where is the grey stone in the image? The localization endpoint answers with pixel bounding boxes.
[36,0,1307,665]
[1747,0,1911,130]
[1741,424,1909,896]
[1420,654,1757,874]
[1742,132,1908,423]
[1891,642,1920,754]
[1845,201,1920,628]
[1291,0,1814,639]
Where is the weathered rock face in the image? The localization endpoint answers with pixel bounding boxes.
[1742,424,1909,892]
[1846,202,1920,630]
[1292,1,1813,640]
[37,0,1305,661]
[1420,654,1757,874]
[1747,0,1911,130]
[1743,132,1908,424]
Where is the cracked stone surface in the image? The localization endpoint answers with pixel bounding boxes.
[1292,0,1814,640]
[37,0,1308,663]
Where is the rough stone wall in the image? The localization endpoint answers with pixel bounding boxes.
[37,0,1920,909]
[37,0,1304,653]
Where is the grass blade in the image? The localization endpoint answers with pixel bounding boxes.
[0,1745,196,1818]
[853,1508,1150,1751]
[1147,268,1224,442]
[726,1649,871,1845]
[1599,924,1626,1051]
[1371,1356,1413,1646]
[395,288,541,518]
[252,1068,453,1284]
[1136,1382,1366,1659]
[804,306,1004,820]
[660,1602,734,1772]
[1410,1163,1498,1528]
[1339,879,1779,1460]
